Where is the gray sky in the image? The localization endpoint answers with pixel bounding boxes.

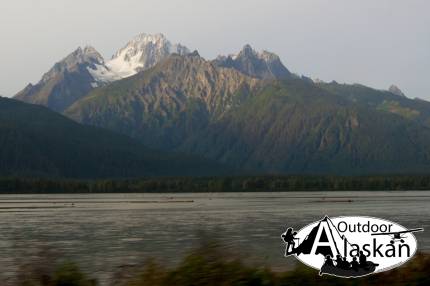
[1,0,429,99]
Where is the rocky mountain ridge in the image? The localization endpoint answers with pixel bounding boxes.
[213,44,292,79]
[14,33,191,111]
[12,33,430,175]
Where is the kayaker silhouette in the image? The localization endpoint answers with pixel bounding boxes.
[320,251,378,277]
[359,251,368,269]
[324,255,334,267]
[351,256,359,271]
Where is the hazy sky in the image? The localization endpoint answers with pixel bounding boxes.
[1,0,429,99]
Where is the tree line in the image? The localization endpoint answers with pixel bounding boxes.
[1,175,430,193]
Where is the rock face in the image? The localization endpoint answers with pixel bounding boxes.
[14,33,190,112]
[40,46,105,82]
[66,53,259,149]
[213,44,291,79]
[13,34,430,175]
[14,46,113,112]
[388,85,406,97]
[65,52,430,175]
[106,33,190,78]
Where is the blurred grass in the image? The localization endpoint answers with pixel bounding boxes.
[18,261,96,286]
[17,241,430,286]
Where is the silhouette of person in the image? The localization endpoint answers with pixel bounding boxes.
[335,254,343,268]
[359,251,367,268]
[342,257,351,270]
[335,254,341,266]
[324,255,334,267]
[282,228,297,255]
[351,256,359,271]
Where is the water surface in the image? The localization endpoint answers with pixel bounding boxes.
[0,191,428,284]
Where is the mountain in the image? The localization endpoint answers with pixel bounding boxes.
[13,35,430,175]
[105,33,190,78]
[0,96,226,178]
[14,46,112,112]
[316,81,430,126]
[388,85,406,97]
[65,52,430,175]
[66,53,259,150]
[213,44,291,79]
[179,79,430,174]
[14,33,190,112]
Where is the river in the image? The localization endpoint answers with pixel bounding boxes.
[0,191,428,284]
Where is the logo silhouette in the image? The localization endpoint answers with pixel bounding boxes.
[282,216,384,278]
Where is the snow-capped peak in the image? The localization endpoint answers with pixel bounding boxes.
[86,33,191,84]
[105,33,190,78]
[41,46,106,83]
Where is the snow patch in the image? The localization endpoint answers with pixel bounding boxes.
[105,33,190,79]
[87,64,122,83]
[105,50,145,78]
[86,33,190,83]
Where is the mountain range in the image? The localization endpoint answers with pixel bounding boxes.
[10,33,430,176]
[15,34,190,112]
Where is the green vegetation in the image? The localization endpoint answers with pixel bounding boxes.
[318,81,430,126]
[10,54,430,176]
[377,100,420,119]
[18,261,96,286]
[0,97,227,178]
[12,51,430,177]
[125,244,430,286]
[2,175,430,193]
[66,64,430,175]
[16,241,430,286]
[189,79,430,174]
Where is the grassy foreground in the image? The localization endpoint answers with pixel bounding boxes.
[17,241,429,286]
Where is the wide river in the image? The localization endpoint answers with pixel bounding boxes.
[0,191,428,284]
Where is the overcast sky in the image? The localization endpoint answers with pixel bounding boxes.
[0,0,429,99]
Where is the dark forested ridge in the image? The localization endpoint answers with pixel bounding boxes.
[2,175,430,193]
[0,97,228,178]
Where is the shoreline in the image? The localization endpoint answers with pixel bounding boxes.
[3,175,430,194]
